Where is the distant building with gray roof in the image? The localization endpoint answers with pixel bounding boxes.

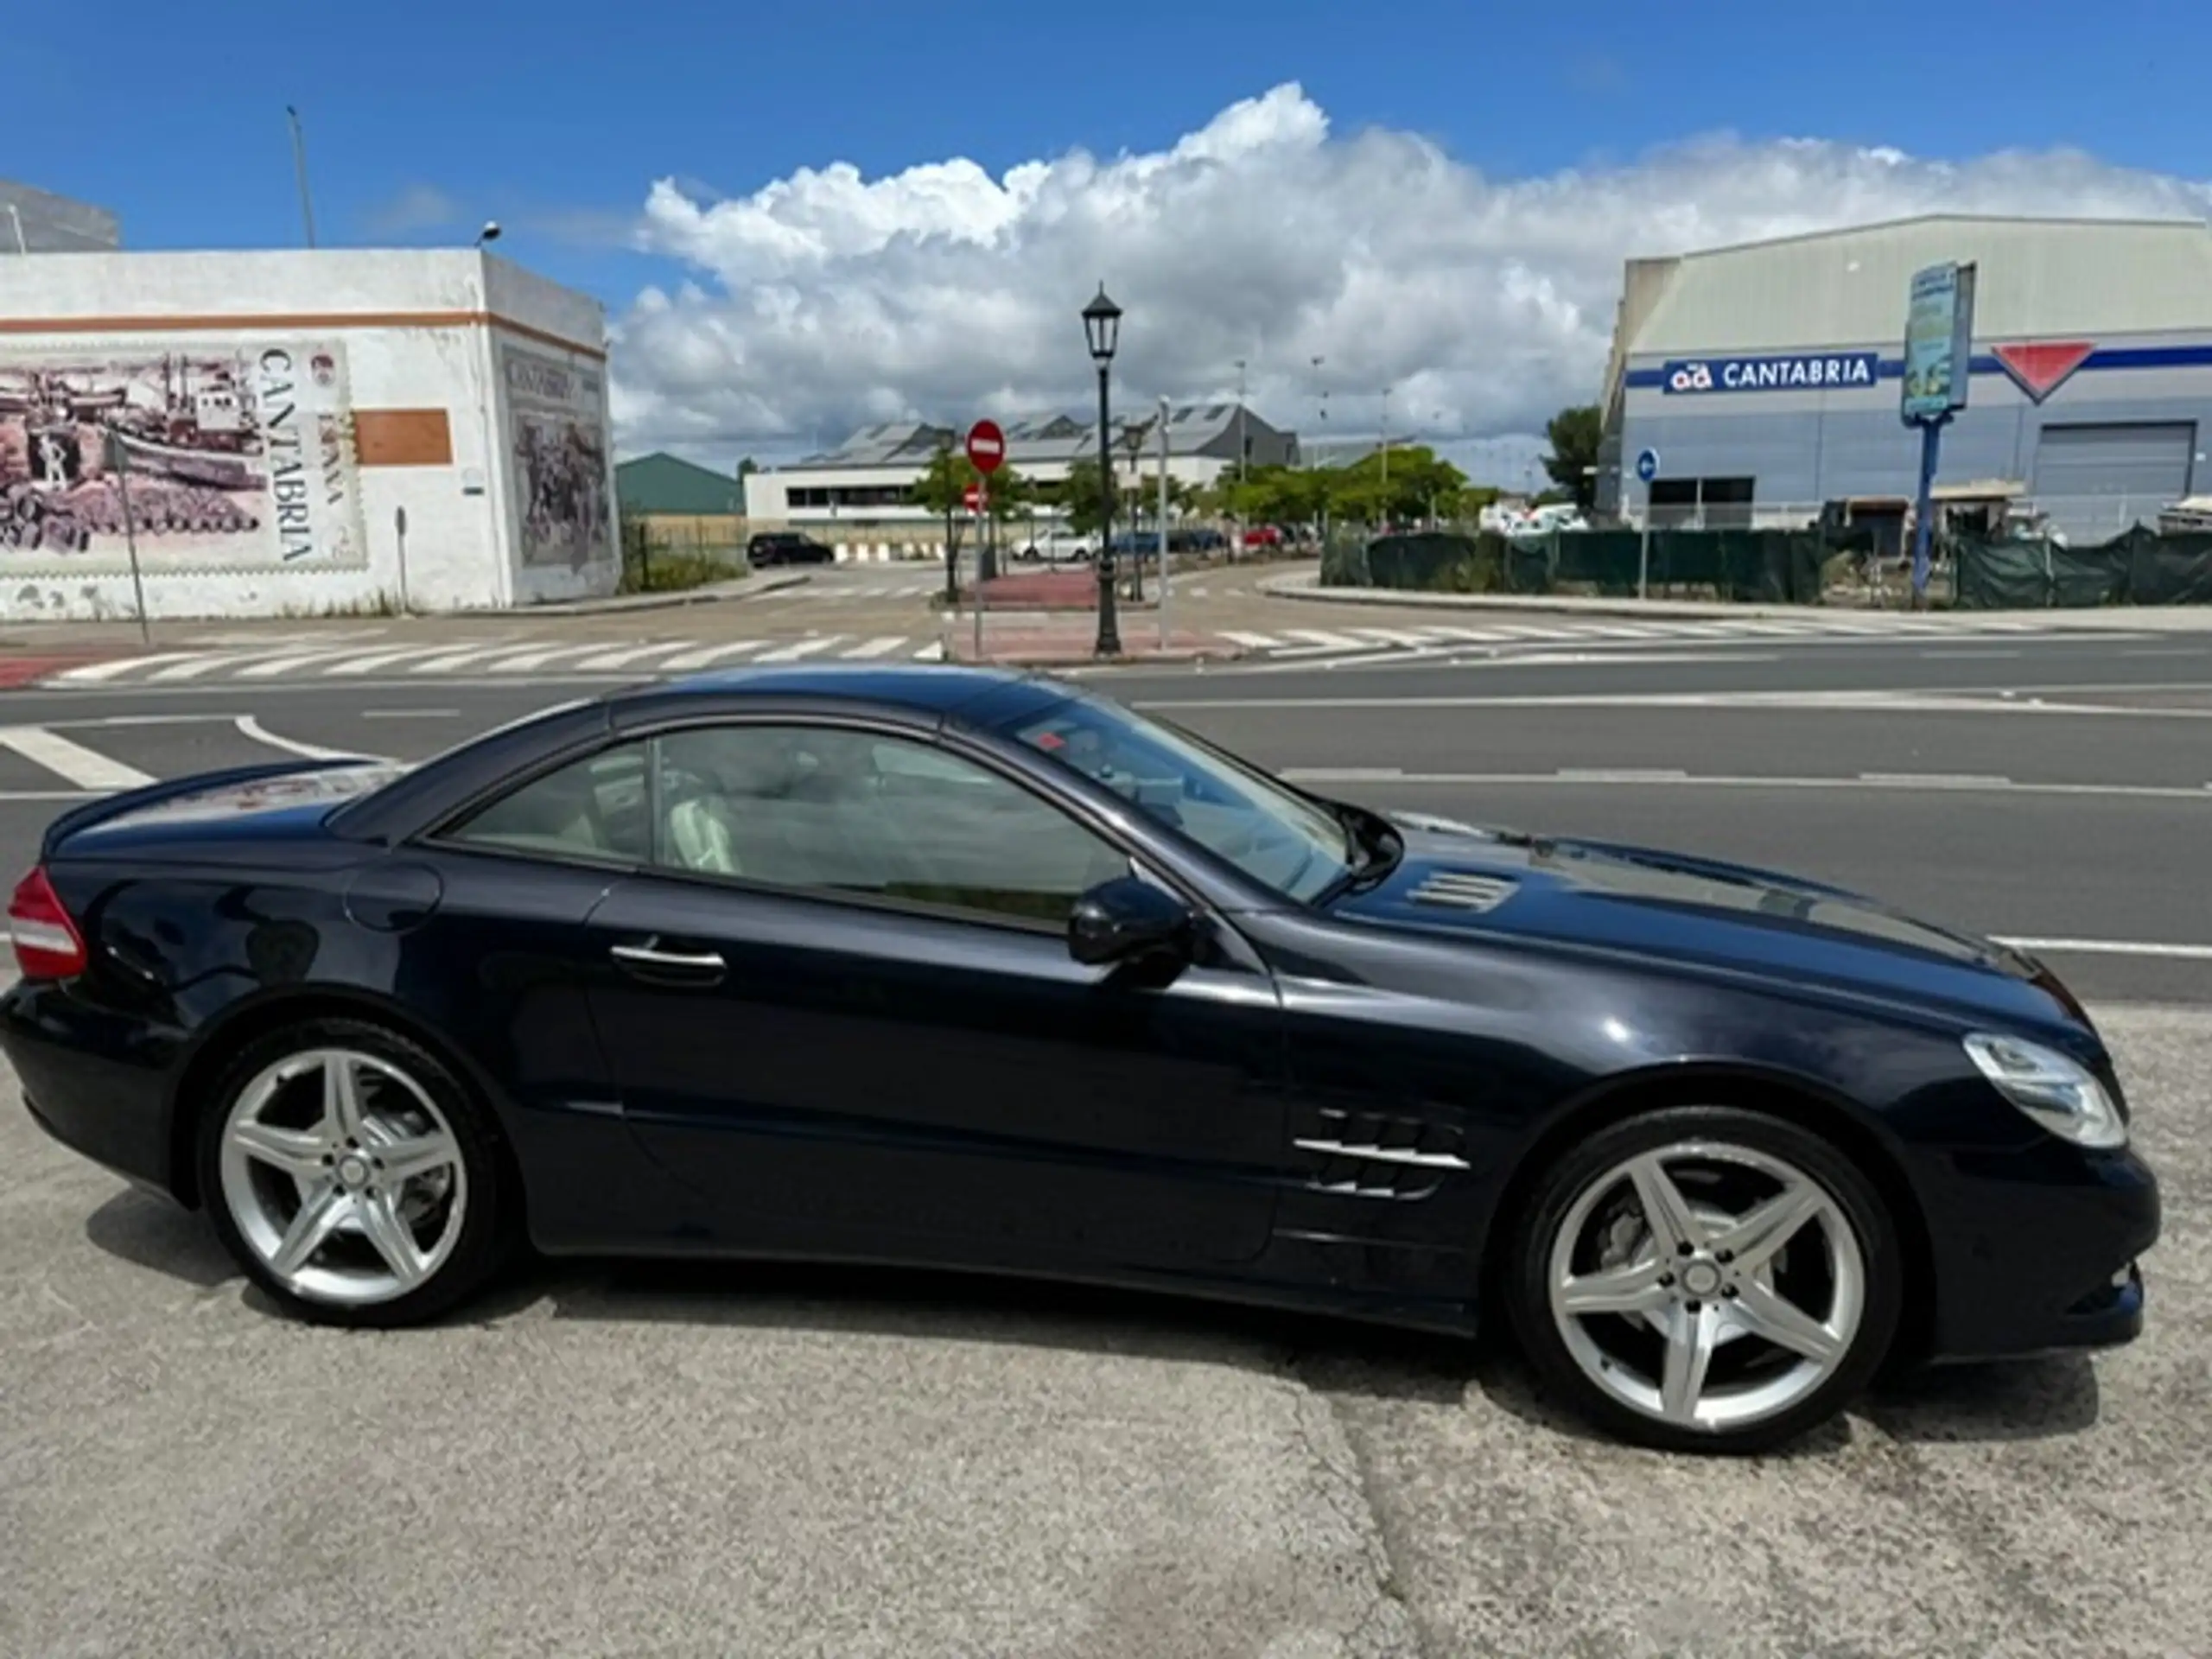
[1,180,121,252]
[742,402,1296,529]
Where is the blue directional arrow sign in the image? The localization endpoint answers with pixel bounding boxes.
[1635,448,1660,485]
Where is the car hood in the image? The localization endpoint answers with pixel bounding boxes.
[1325,809,2073,1026]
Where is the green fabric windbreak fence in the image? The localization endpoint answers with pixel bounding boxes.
[1324,529,1827,603]
[1953,526,2212,608]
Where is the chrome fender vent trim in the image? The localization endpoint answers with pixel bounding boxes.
[1407,871,1517,913]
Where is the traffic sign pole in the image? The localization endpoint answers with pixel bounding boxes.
[1634,448,1661,600]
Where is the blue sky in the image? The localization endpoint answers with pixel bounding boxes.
[11,0,2201,469]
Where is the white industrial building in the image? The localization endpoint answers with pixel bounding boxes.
[0,246,617,620]
[742,402,1298,533]
[1597,214,2212,543]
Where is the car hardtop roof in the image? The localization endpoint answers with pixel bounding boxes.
[602,663,1066,728]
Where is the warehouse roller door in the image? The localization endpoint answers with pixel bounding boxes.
[2031,422,2195,537]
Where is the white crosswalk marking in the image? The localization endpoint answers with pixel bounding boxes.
[237,646,391,679]
[148,650,285,683]
[325,645,492,677]
[754,637,845,663]
[1285,629,1369,650]
[573,641,702,671]
[57,652,204,683]
[1219,631,1287,648]
[840,636,908,659]
[0,725,156,790]
[658,640,772,671]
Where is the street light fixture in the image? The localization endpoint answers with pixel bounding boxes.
[1083,283,1123,657]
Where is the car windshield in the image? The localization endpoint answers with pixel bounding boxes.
[992,691,1355,902]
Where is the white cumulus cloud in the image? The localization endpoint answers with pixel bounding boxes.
[607,83,2212,480]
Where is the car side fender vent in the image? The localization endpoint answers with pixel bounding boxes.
[1407,870,1517,913]
[1293,1108,1469,1201]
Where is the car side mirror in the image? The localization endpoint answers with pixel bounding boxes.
[1068,875,1192,968]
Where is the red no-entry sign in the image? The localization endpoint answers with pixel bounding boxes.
[965,419,1005,474]
[963,481,984,513]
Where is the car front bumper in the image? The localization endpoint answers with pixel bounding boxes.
[1921,1135,2159,1362]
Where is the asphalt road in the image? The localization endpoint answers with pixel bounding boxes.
[3,627,2208,1656]
[4,626,2207,1001]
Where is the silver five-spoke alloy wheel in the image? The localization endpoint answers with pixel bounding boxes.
[218,1046,469,1307]
[1546,1140,1866,1434]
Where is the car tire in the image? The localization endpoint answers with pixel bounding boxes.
[196,1016,520,1329]
[1504,1104,1903,1454]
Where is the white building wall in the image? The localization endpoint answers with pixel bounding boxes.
[0,248,614,619]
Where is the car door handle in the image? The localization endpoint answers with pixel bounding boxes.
[609,941,727,978]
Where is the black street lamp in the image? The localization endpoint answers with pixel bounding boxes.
[1083,283,1123,656]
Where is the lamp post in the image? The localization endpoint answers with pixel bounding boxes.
[1083,284,1123,657]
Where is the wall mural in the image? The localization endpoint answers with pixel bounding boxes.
[501,344,613,574]
[0,343,366,575]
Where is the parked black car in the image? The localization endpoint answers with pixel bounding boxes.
[2,668,2157,1452]
[746,531,835,566]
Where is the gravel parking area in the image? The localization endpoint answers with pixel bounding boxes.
[3,1004,2202,1658]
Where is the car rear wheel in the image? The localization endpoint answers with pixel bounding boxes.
[197,1018,518,1327]
[1506,1106,1902,1453]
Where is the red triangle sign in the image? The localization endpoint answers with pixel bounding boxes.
[1994,340,2094,403]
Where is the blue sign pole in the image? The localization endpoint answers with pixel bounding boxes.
[1910,416,1946,602]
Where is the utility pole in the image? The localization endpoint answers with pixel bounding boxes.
[1310,357,1325,467]
[1234,359,1248,480]
[1380,386,1391,488]
[285,105,319,248]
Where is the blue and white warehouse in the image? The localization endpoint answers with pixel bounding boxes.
[1595,214,2212,542]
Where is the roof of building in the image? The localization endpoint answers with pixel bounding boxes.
[1619,214,2212,361]
[788,403,1281,472]
[615,453,743,516]
[0,179,120,251]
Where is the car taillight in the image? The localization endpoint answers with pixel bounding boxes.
[8,867,87,980]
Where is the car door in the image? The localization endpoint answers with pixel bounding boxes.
[566,718,1287,1270]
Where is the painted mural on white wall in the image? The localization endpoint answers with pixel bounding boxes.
[501,343,613,574]
[0,342,365,575]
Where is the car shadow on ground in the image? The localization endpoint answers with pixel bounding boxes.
[82,1188,2103,1447]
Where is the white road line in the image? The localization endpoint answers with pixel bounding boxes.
[0,725,156,790]
[1351,628,1436,646]
[1916,649,2023,660]
[1284,629,1370,651]
[1414,626,1511,643]
[1859,772,2014,787]
[571,641,699,671]
[362,709,458,719]
[1218,631,1287,649]
[0,790,97,803]
[657,639,772,671]
[1555,767,1692,782]
[1996,938,2212,962]
[238,647,395,679]
[474,644,616,673]
[912,641,947,661]
[1262,768,2212,802]
[754,636,846,663]
[323,645,489,677]
[147,651,282,683]
[407,644,544,674]
[55,652,203,683]
[234,716,378,763]
[839,636,908,659]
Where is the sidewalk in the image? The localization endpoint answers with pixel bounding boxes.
[940,618,1244,668]
[1257,568,2212,628]
[527,569,809,614]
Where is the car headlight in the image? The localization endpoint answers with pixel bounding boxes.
[1963,1033,2127,1149]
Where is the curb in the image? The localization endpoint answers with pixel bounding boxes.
[527,570,811,616]
[944,648,1247,669]
[1255,572,1822,621]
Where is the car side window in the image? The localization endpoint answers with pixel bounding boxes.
[449,743,652,862]
[652,723,1129,925]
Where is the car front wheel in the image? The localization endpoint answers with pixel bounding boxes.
[197,1018,518,1327]
[1507,1105,1902,1453]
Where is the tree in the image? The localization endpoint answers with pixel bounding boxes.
[908,447,1032,522]
[1542,405,1602,510]
[1054,459,1111,537]
[735,456,758,479]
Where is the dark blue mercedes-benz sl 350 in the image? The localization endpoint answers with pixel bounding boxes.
[2,666,2158,1452]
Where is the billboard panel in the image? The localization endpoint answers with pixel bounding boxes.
[1902,262,1977,425]
[501,344,614,575]
[0,343,365,575]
